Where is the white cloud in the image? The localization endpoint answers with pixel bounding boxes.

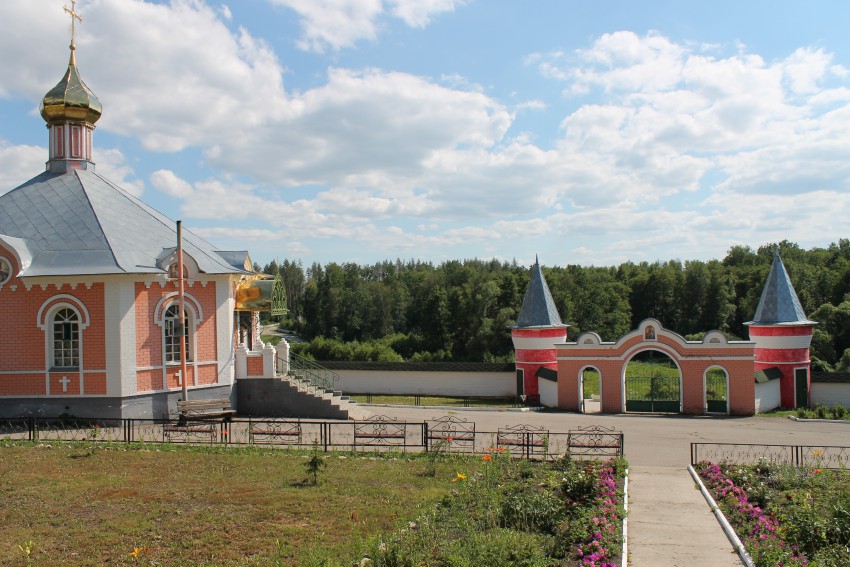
[269,0,382,52]
[96,148,145,196]
[269,0,466,52]
[387,0,467,28]
[0,141,45,192]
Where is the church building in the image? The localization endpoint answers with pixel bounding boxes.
[0,9,281,419]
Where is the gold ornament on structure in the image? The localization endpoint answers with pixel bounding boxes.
[40,0,102,126]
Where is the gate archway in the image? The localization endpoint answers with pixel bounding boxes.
[579,366,601,414]
[704,366,729,414]
[623,349,681,413]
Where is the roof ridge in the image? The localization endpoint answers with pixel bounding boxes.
[73,170,124,272]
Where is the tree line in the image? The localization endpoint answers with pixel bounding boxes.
[261,239,850,370]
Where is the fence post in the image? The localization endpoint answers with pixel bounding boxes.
[423,422,429,451]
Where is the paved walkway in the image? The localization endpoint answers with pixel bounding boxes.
[629,465,741,566]
[367,406,850,565]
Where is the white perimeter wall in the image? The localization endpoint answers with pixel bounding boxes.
[335,370,515,397]
[811,382,850,408]
[755,380,781,414]
[538,378,558,408]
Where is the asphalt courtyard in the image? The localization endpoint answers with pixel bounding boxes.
[370,406,850,566]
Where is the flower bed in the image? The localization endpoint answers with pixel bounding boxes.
[363,453,627,566]
[696,460,850,567]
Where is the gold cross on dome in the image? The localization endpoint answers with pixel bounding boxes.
[64,0,83,48]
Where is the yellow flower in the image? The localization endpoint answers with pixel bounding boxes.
[452,472,467,483]
[129,547,147,558]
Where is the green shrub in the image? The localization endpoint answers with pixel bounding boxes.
[830,404,847,420]
[442,528,550,567]
[815,404,830,419]
[499,484,565,533]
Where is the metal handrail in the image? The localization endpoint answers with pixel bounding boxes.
[284,352,340,393]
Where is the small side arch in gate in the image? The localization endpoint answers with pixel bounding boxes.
[579,365,601,414]
[704,366,729,414]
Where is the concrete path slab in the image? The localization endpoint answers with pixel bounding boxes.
[628,465,742,566]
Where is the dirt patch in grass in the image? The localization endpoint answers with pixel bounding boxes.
[0,443,465,566]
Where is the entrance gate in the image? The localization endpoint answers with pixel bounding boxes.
[625,351,680,413]
[625,375,680,412]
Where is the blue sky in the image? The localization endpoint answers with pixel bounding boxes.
[2,0,850,269]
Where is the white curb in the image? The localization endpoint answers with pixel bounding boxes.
[622,467,629,567]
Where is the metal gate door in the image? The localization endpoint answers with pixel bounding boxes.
[795,368,808,409]
[625,374,680,413]
[705,370,728,413]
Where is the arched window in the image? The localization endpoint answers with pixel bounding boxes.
[164,304,192,363]
[52,308,80,368]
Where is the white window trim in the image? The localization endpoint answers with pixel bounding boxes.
[36,296,91,395]
[153,293,204,389]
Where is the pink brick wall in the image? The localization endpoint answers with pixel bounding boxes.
[0,247,106,396]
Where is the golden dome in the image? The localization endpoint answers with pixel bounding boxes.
[39,49,102,126]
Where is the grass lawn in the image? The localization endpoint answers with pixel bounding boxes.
[0,442,477,566]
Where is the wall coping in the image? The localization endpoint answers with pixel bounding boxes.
[315,361,514,372]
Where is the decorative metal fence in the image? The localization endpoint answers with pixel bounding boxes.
[0,416,623,461]
[690,442,850,470]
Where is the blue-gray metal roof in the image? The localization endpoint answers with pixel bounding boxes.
[0,169,247,277]
[513,258,566,328]
[746,253,815,326]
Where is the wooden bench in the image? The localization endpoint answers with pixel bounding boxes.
[248,419,303,445]
[164,398,235,443]
[426,416,475,452]
[497,424,549,458]
[176,398,236,422]
[354,416,407,449]
[567,425,623,458]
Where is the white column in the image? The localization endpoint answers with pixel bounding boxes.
[234,344,248,379]
[262,342,277,377]
[276,338,290,375]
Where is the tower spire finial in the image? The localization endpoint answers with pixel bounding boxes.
[64,0,82,63]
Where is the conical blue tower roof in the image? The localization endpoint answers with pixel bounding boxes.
[513,257,566,328]
[746,253,815,326]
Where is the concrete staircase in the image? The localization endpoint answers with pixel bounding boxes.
[237,375,372,420]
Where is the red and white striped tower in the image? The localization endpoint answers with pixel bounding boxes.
[745,253,817,408]
[511,257,568,398]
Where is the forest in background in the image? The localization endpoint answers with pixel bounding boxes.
[261,239,850,371]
